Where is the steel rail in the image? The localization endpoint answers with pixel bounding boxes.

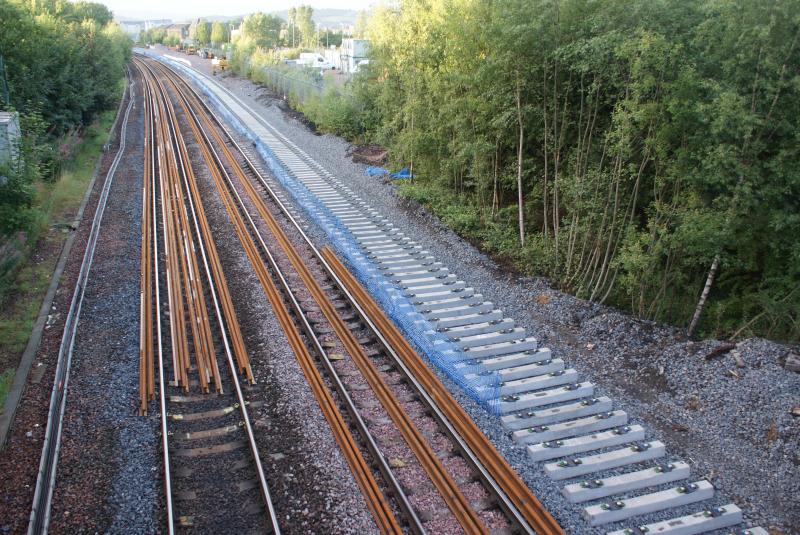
[140,63,154,414]
[134,58,175,533]
[323,249,565,535]
[137,57,284,533]
[155,67,249,386]
[168,72,486,534]
[28,70,136,535]
[152,57,564,535]
[154,58,503,535]
[143,57,407,534]
[148,59,281,531]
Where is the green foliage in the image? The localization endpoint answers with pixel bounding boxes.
[0,0,129,238]
[242,12,282,49]
[0,0,131,133]
[62,1,113,26]
[0,368,15,413]
[210,21,229,46]
[288,5,315,48]
[195,19,211,46]
[140,26,167,45]
[347,0,800,341]
[300,86,364,139]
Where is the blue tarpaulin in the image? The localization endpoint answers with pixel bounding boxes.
[364,166,388,176]
[364,166,413,179]
[390,167,412,179]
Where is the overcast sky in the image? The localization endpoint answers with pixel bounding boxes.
[104,0,373,21]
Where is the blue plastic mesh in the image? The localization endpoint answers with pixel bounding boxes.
[153,53,503,414]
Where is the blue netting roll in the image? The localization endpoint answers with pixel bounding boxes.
[153,53,503,414]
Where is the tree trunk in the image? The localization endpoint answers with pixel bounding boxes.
[688,254,720,336]
[491,142,499,218]
[409,110,414,183]
[516,81,525,246]
[542,65,549,239]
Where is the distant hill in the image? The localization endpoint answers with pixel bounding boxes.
[127,9,359,28]
[193,15,244,23]
[271,8,358,28]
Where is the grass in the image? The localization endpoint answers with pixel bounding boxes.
[0,368,14,408]
[0,107,119,412]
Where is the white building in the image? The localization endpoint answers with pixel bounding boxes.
[117,19,172,40]
[0,112,20,167]
[340,39,369,73]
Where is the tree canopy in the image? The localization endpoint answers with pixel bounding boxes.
[210,21,229,46]
[0,0,131,234]
[288,5,315,48]
[345,0,800,340]
[195,19,211,46]
[241,12,282,49]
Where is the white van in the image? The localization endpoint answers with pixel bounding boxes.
[297,53,332,70]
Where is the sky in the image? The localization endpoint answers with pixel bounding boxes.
[103,0,373,21]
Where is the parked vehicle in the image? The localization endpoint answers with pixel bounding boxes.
[353,59,370,73]
[212,56,228,75]
[297,53,332,70]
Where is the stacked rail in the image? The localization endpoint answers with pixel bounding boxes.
[134,58,279,534]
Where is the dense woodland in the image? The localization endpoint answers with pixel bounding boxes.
[0,0,130,235]
[313,0,799,341]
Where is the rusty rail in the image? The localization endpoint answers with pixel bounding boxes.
[141,57,402,534]
[134,57,279,533]
[148,55,564,535]
[323,247,565,535]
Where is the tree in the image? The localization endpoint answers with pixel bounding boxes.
[288,7,297,47]
[225,0,800,340]
[210,21,228,46]
[195,19,211,46]
[295,5,315,48]
[63,1,113,26]
[353,10,368,38]
[0,0,130,235]
[353,0,800,340]
[241,12,282,49]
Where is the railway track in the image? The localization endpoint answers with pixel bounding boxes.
[27,70,136,535]
[25,47,770,534]
[147,52,773,535]
[138,54,566,535]
[134,58,279,534]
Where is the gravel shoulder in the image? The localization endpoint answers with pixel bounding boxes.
[167,50,799,534]
[48,68,159,533]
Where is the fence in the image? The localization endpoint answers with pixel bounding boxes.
[232,50,359,106]
[256,65,325,103]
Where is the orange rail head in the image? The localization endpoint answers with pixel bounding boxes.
[143,58,401,534]
[147,58,255,388]
[173,86,486,532]
[321,247,565,535]
[139,66,152,415]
